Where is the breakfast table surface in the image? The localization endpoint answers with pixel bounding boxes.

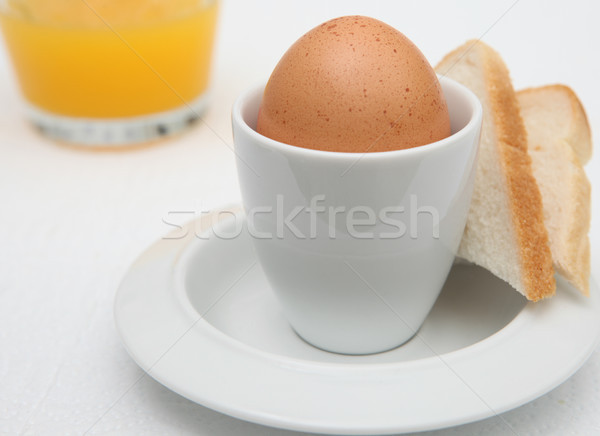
[1,1,599,435]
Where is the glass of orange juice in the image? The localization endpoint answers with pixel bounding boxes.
[0,0,219,146]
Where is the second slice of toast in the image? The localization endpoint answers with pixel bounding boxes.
[517,85,592,295]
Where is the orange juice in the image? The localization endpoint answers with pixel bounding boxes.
[0,0,218,118]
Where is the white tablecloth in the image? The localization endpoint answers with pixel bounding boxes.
[1,1,599,434]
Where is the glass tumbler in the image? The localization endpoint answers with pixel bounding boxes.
[0,0,219,146]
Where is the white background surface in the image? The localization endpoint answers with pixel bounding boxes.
[0,0,599,435]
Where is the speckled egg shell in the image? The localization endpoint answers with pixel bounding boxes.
[257,15,451,153]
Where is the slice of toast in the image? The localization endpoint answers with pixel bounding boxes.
[517,85,592,295]
[435,40,556,301]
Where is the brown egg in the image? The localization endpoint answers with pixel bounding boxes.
[257,15,451,153]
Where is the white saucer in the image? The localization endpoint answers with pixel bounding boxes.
[115,206,600,435]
